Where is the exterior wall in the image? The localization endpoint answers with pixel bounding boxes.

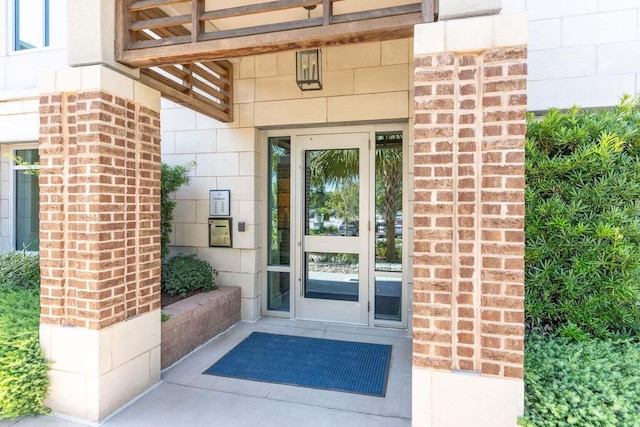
[38,65,162,422]
[0,96,41,251]
[0,0,68,91]
[0,141,39,252]
[411,14,527,426]
[0,0,69,252]
[0,144,7,249]
[162,40,413,321]
[0,48,68,91]
[503,0,640,110]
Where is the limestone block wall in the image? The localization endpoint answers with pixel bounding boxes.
[161,40,414,322]
[503,0,640,110]
[0,96,41,252]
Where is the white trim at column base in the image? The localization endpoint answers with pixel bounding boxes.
[412,367,524,427]
[40,310,161,423]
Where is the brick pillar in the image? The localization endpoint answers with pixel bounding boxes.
[38,65,161,423]
[411,15,527,427]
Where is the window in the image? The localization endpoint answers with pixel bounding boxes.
[266,136,291,312]
[14,0,66,51]
[13,149,40,251]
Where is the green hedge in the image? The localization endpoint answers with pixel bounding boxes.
[525,97,640,339]
[520,335,640,426]
[0,253,49,419]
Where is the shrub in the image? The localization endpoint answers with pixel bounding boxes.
[525,96,640,339]
[0,289,50,418]
[0,253,49,418]
[161,254,217,297]
[0,251,40,292]
[161,162,195,260]
[520,334,640,426]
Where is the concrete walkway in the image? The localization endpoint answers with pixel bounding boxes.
[2,318,412,427]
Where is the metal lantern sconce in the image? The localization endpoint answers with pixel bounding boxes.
[296,49,322,91]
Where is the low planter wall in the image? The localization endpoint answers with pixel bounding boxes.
[161,285,241,369]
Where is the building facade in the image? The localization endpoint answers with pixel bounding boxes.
[0,0,639,425]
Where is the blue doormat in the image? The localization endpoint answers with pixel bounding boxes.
[203,332,392,397]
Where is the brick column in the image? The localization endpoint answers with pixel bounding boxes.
[411,15,527,427]
[38,65,162,423]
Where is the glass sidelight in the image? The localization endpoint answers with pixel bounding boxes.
[374,132,403,321]
[267,137,291,312]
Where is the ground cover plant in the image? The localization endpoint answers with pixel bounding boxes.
[520,335,640,427]
[0,252,49,418]
[522,97,640,426]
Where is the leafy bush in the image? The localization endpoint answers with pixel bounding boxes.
[0,289,50,418]
[161,162,195,260]
[0,251,40,292]
[0,253,49,418]
[520,334,640,426]
[525,96,640,339]
[161,254,217,297]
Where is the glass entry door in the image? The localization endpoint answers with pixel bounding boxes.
[295,133,369,325]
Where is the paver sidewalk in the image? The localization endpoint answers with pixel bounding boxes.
[1,318,411,427]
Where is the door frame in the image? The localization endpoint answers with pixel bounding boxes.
[295,132,370,325]
[261,124,410,329]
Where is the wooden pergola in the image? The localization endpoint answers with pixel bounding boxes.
[115,0,437,121]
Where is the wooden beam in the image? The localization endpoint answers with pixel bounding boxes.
[322,0,332,26]
[200,61,231,79]
[191,78,230,104]
[118,13,420,68]
[115,0,135,61]
[129,0,188,12]
[193,65,231,91]
[330,4,422,24]
[200,0,340,21]
[154,64,190,81]
[422,0,435,23]
[131,35,191,49]
[129,14,190,31]
[192,0,204,43]
[199,18,323,42]
[141,68,190,93]
[141,70,232,122]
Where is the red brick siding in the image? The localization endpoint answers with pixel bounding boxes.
[39,90,161,330]
[413,47,526,379]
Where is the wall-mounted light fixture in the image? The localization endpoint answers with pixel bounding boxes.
[296,49,322,91]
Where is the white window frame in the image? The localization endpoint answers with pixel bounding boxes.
[11,0,66,54]
[10,144,40,252]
